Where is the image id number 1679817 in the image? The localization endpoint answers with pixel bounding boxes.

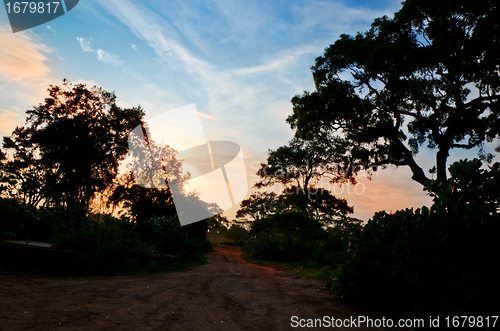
[5,2,61,14]
[444,316,498,328]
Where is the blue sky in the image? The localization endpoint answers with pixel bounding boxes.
[1,0,495,221]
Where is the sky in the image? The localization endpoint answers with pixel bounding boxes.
[0,0,496,221]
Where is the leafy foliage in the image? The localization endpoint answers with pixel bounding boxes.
[238,135,357,227]
[335,159,500,316]
[236,191,281,222]
[237,187,356,230]
[287,0,500,185]
[281,187,354,227]
[108,123,223,232]
[427,158,500,215]
[108,169,178,236]
[255,136,356,190]
[1,80,144,208]
[138,215,207,262]
[207,214,248,245]
[244,211,345,265]
[0,198,208,276]
[0,81,221,276]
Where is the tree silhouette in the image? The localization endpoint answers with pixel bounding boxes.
[237,135,355,226]
[2,80,144,208]
[287,0,500,186]
[236,188,354,227]
[109,119,223,235]
[255,135,356,192]
[236,191,281,222]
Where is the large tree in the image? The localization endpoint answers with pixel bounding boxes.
[255,135,356,191]
[287,0,500,186]
[236,191,281,222]
[2,80,144,208]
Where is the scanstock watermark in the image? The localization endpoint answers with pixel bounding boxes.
[291,315,499,328]
[128,104,248,226]
[3,0,79,33]
[291,315,425,328]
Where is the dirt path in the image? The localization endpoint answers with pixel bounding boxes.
[0,245,406,330]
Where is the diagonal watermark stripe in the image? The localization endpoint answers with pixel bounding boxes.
[128,104,249,226]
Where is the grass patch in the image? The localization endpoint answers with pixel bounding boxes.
[242,252,340,283]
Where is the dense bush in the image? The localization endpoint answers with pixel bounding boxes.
[225,224,249,243]
[208,222,249,246]
[51,214,148,275]
[244,211,346,266]
[0,200,93,243]
[245,211,325,262]
[141,215,206,262]
[335,159,500,317]
[308,227,345,266]
[0,199,209,275]
[2,202,52,242]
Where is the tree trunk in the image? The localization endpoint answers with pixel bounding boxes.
[436,147,449,184]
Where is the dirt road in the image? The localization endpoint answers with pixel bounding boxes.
[0,245,406,330]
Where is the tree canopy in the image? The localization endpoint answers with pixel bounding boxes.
[287,0,500,186]
[1,80,144,208]
[237,135,355,227]
[255,135,356,191]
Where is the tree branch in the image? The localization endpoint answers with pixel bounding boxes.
[464,94,500,109]
[450,142,479,149]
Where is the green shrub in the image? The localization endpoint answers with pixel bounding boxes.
[201,239,216,252]
[0,198,41,241]
[225,224,249,242]
[336,159,500,317]
[50,214,147,275]
[245,211,327,262]
[0,200,92,243]
[308,227,346,267]
[141,215,206,263]
[0,199,209,275]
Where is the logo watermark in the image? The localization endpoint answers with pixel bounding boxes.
[3,0,79,33]
[128,104,248,226]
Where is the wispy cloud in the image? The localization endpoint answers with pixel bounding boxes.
[97,49,124,65]
[94,0,315,115]
[92,0,390,115]
[76,36,124,65]
[0,23,55,107]
[289,0,398,33]
[76,37,94,52]
[46,25,56,35]
[233,45,323,76]
[0,107,24,137]
[0,24,52,84]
